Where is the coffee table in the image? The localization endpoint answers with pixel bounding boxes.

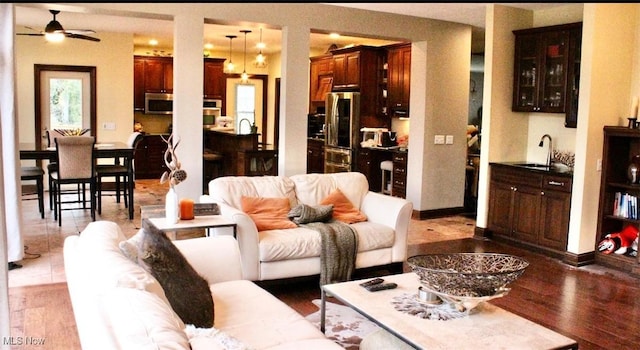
[321,273,578,349]
[140,204,236,238]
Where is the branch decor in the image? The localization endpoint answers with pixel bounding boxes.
[160,134,187,187]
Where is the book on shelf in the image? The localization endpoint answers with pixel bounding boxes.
[613,191,638,219]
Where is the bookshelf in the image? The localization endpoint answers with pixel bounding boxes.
[596,126,640,274]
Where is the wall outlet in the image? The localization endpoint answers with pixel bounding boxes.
[597,159,602,171]
[445,135,454,144]
[102,122,116,130]
[434,135,445,144]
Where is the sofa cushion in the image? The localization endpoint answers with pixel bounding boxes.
[210,280,336,349]
[241,196,297,231]
[124,220,214,328]
[101,287,190,350]
[209,176,297,210]
[290,172,369,209]
[319,189,367,224]
[258,222,395,262]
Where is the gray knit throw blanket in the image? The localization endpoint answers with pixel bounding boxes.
[303,221,358,286]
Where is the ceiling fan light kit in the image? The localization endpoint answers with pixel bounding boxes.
[17,9,100,43]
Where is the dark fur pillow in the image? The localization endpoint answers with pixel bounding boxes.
[137,219,214,328]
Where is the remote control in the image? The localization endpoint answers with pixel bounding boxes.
[359,278,384,288]
[365,282,397,292]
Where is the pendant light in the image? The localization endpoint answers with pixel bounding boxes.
[254,28,267,68]
[225,35,237,73]
[240,30,251,83]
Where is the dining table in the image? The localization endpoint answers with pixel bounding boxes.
[20,141,136,220]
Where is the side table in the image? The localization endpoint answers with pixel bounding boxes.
[140,205,237,239]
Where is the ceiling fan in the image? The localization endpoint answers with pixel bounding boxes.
[17,10,100,42]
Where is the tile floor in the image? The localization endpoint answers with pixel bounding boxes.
[10,179,475,287]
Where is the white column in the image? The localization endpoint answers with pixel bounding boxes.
[173,14,204,199]
[279,25,310,176]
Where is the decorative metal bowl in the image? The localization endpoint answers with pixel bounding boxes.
[407,253,529,299]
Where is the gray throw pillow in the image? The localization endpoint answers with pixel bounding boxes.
[131,219,214,328]
[288,204,333,224]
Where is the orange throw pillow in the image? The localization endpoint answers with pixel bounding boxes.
[319,189,367,224]
[241,196,297,231]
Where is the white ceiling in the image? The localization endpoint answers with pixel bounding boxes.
[14,3,567,55]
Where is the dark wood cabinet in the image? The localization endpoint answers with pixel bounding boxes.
[392,151,408,198]
[203,58,226,100]
[134,135,169,179]
[332,51,361,90]
[142,56,173,93]
[356,147,393,193]
[488,164,572,256]
[133,58,146,111]
[595,126,640,275]
[309,55,333,114]
[386,43,411,117]
[512,22,582,127]
[307,138,325,174]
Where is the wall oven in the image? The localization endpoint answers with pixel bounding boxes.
[325,92,360,172]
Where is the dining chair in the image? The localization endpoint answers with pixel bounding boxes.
[96,132,143,214]
[46,130,85,211]
[51,136,97,226]
[20,166,45,219]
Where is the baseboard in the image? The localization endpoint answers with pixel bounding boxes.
[411,206,466,220]
[563,251,595,267]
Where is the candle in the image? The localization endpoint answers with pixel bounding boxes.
[631,97,639,118]
[179,198,195,220]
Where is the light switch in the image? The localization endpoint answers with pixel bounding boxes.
[102,122,116,130]
[445,135,454,144]
[434,135,445,144]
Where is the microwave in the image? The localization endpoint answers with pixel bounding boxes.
[145,92,173,114]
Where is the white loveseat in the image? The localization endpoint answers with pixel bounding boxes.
[207,172,413,281]
[63,221,342,349]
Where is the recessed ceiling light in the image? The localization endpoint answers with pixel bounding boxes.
[149,39,158,46]
[329,33,340,39]
[204,43,213,49]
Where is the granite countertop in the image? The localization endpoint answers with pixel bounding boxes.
[492,161,573,176]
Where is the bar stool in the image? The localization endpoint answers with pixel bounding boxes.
[380,160,393,195]
[21,166,45,219]
[203,151,223,194]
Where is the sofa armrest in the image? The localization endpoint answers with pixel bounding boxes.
[360,192,413,261]
[214,202,262,281]
[173,235,243,284]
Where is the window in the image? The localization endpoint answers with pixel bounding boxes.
[49,77,84,129]
[235,83,255,134]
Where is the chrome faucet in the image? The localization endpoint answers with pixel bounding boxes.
[538,134,553,167]
[239,118,251,134]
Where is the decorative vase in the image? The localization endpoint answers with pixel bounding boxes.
[627,155,640,184]
[165,186,179,224]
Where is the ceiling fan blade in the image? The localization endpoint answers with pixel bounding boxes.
[65,29,97,35]
[65,33,101,42]
[17,33,45,37]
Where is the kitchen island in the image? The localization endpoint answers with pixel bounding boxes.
[203,128,277,179]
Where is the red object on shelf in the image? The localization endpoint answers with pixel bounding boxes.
[547,45,559,57]
[179,198,194,220]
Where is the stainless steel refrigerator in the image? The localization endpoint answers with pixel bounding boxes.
[324,92,360,173]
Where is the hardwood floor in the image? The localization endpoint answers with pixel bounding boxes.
[9,180,640,349]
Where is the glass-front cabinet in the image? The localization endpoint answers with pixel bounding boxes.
[512,22,582,127]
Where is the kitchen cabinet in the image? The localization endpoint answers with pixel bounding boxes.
[595,126,640,275]
[134,135,169,179]
[142,56,173,93]
[386,43,411,118]
[133,58,146,111]
[356,147,392,193]
[331,46,387,131]
[307,138,325,174]
[309,55,333,114]
[203,58,226,100]
[392,151,408,198]
[488,164,572,256]
[512,22,582,127]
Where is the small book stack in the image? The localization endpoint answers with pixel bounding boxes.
[613,192,638,220]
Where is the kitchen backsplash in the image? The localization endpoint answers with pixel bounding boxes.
[134,112,172,134]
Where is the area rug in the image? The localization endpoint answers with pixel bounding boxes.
[305,299,380,349]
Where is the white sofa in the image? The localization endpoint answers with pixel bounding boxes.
[207,172,413,281]
[63,221,342,349]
